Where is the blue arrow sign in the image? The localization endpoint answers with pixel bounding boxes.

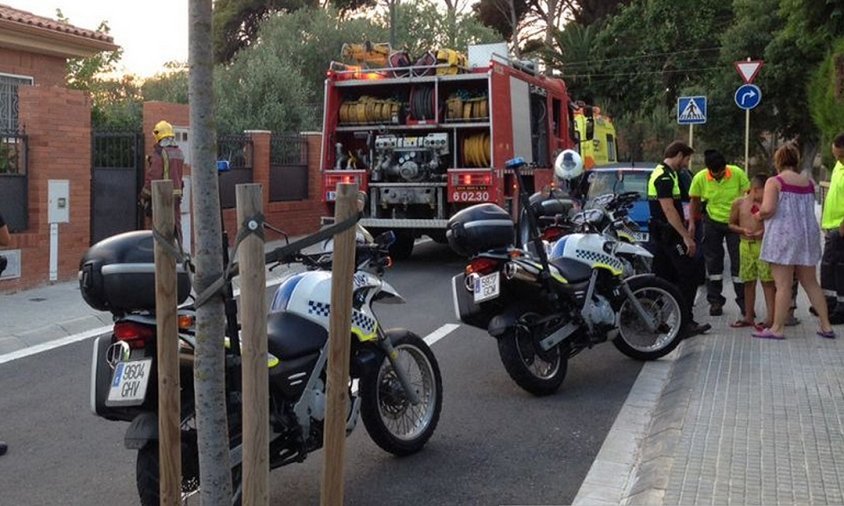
[677,96,707,125]
[735,84,761,110]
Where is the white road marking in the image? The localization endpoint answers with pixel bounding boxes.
[424,323,460,346]
[0,325,112,365]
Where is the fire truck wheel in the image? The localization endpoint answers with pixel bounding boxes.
[390,231,415,260]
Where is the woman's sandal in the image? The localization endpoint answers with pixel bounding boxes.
[817,329,837,339]
[752,328,786,340]
[730,320,755,328]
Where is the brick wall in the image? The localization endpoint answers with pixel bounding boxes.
[0,47,66,87]
[1,85,92,291]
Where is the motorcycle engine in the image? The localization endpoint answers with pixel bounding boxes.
[585,294,615,329]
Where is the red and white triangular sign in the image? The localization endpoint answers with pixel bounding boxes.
[735,60,764,84]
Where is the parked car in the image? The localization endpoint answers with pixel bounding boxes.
[584,163,657,242]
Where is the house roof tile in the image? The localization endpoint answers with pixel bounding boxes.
[0,3,114,43]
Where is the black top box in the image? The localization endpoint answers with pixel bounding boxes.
[447,203,514,257]
[79,231,191,313]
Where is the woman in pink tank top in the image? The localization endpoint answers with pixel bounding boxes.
[753,143,834,339]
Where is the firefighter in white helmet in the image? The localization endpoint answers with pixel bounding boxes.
[139,120,185,239]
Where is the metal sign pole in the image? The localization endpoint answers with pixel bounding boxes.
[745,108,750,169]
[689,124,694,149]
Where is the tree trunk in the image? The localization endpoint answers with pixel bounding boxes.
[189,0,233,504]
[509,0,521,58]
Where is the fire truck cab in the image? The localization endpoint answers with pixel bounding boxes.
[320,44,584,258]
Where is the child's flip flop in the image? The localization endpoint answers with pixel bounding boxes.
[752,328,785,340]
[817,329,837,339]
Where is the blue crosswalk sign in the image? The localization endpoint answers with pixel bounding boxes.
[677,96,707,125]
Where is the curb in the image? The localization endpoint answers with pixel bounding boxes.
[572,340,688,506]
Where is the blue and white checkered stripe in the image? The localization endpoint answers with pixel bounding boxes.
[307,300,377,335]
[308,300,331,317]
[352,310,376,334]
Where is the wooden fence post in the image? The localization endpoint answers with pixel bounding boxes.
[320,183,359,506]
[152,180,181,505]
[237,183,269,505]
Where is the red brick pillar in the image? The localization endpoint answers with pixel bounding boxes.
[303,132,323,201]
[246,130,271,209]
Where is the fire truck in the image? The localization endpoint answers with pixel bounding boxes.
[320,44,611,258]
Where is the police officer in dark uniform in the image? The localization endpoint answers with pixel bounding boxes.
[647,141,710,337]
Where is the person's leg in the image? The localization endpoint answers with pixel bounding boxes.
[726,230,745,314]
[795,265,833,333]
[665,244,709,335]
[820,231,841,316]
[767,263,795,336]
[740,280,757,324]
[762,281,776,327]
[703,219,727,312]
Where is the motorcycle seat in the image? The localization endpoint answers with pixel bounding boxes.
[549,256,592,283]
[267,311,328,359]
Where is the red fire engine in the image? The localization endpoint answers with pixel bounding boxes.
[321,44,584,258]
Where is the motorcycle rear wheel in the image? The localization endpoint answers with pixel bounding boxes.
[360,331,442,456]
[136,412,243,506]
[497,324,568,396]
[612,275,685,360]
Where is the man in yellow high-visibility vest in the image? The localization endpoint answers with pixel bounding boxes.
[688,149,749,317]
[820,133,844,324]
[648,141,711,338]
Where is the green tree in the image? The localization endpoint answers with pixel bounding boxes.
[141,62,189,104]
[809,38,844,171]
[212,0,379,63]
[391,0,502,57]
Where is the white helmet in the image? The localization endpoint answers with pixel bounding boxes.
[554,149,584,181]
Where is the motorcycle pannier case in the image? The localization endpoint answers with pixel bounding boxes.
[79,231,191,313]
[447,203,514,256]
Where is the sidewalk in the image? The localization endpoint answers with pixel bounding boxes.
[0,237,304,359]
[576,287,844,505]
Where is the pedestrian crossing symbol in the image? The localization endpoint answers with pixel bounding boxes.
[677,96,707,125]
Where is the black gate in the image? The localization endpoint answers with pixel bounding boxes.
[218,134,254,209]
[270,134,309,202]
[91,131,144,244]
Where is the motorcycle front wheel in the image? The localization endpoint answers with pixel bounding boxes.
[613,275,685,361]
[360,331,442,456]
[497,320,568,396]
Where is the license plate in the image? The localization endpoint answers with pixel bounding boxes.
[326,191,337,201]
[633,232,649,242]
[473,272,500,303]
[106,359,152,406]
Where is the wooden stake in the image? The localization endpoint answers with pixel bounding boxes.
[152,179,181,506]
[320,183,359,506]
[236,184,269,506]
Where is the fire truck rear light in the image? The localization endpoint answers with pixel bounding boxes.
[453,172,492,186]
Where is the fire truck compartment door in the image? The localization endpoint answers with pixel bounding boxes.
[509,77,533,164]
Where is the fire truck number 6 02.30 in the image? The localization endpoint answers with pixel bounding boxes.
[453,190,490,202]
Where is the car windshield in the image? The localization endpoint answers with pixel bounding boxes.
[586,170,650,200]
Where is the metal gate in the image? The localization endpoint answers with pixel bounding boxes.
[91,131,144,244]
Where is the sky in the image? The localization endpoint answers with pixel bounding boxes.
[20,0,188,78]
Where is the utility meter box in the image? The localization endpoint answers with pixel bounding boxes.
[48,180,70,224]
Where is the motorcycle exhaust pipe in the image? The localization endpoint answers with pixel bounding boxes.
[503,261,540,284]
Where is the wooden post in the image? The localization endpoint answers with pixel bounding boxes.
[236,184,269,505]
[320,183,358,506]
[152,180,181,506]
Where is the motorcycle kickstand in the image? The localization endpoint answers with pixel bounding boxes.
[621,282,659,332]
[378,336,421,405]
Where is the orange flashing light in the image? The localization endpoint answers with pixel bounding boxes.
[178,314,195,331]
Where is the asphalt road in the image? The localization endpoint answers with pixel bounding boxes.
[0,240,642,505]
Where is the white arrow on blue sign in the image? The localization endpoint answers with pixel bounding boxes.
[677,96,707,125]
[735,84,761,110]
